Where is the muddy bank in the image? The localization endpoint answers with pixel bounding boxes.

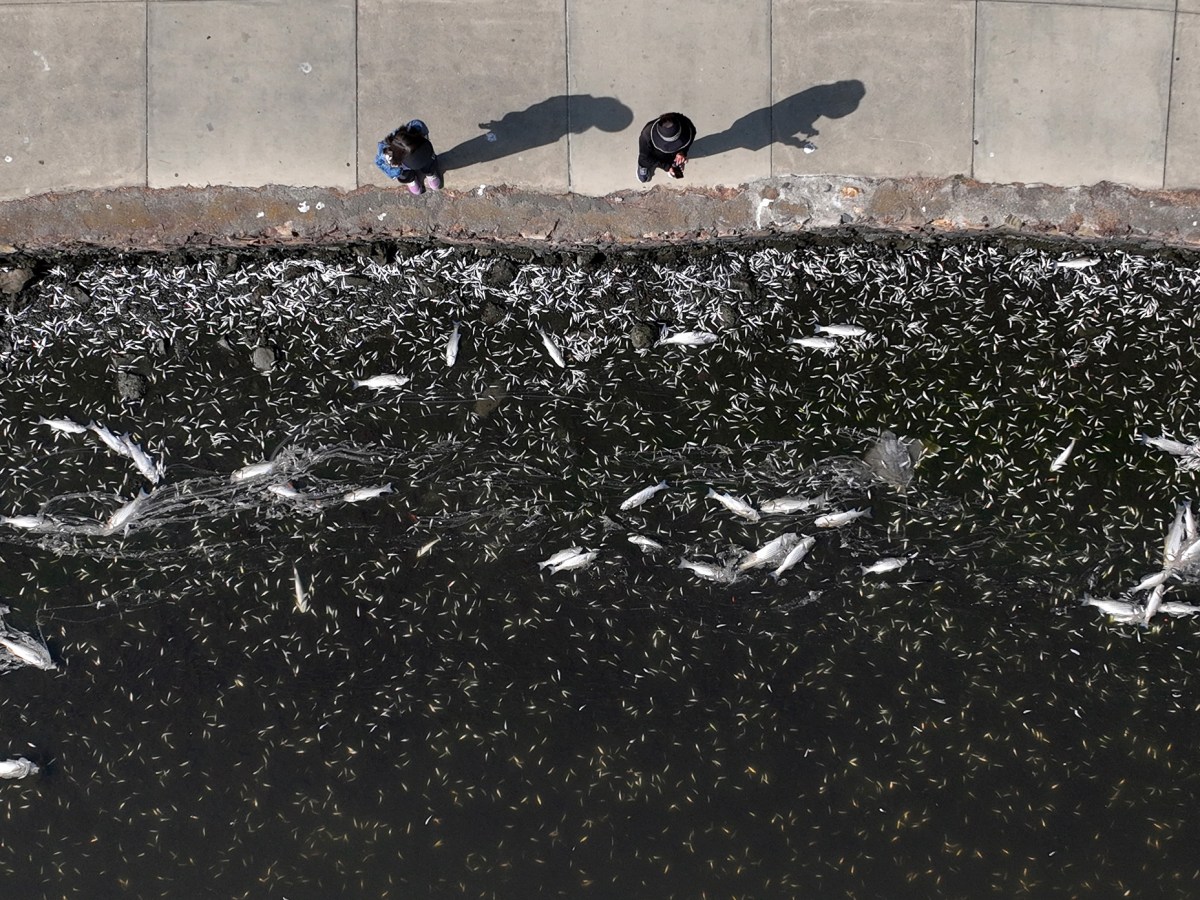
[3,176,1200,261]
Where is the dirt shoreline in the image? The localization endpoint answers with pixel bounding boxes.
[3,176,1200,264]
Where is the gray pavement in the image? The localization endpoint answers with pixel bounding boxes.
[1,0,1199,201]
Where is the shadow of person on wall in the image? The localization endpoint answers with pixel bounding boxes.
[439,95,634,172]
[690,80,866,158]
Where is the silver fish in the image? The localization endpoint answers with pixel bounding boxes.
[231,460,276,482]
[1055,257,1100,270]
[1138,434,1194,456]
[538,329,567,368]
[538,546,584,570]
[789,336,839,350]
[416,537,441,558]
[1049,438,1076,472]
[0,515,45,530]
[352,374,411,390]
[1165,502,1188,564]
[267,482,303,500]
[628,534,664,552]
[659,331,719,346]
[1159,601,1200,617]
[814,508,871,528]
[90,422,132,457]
[737,533,800,571]
[549,550,598,573]
[293,566,309,614]
[771,536,817,579]
[105,489,148,534]
[445,322,461,367]
[619,480,669,511]
[120,437,163,485]
[759,494,826,515]
[706,489,760,522]
[862,556,909,575]
[0,758,38,780]
[1143,583,1167,624]
[1081,596,1141,622]
[1132,570,1170,593]
[815,324,869,338]
[39,416,88,435]
[0,633,55,670]
[678,558,739,583]
[343,484,393,503]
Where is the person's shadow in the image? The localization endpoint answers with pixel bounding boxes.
[690,80,866,158]
[439,94,633,172]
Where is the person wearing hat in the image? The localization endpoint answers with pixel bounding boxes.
[637,112,697,183]
[375,119,442,194]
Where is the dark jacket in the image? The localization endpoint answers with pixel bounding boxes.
[375,119,437,179]
[637,114,697,169]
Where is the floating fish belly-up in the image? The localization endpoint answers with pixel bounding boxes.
[0,515,47,530]
[231,460,277,483]
[352,374,411,390]
[445,322,461,367]
[814,508,872,528]
[0,758,38,780]
[862,556,909,575]
[105,489,148,534]
[90,422,132,458]
[548,550,598,573]
[1050,438,1076,472]
[1054,257,1100,270]
[119,437,163,485]
[537,329,567,368]
[619,481,669,511]
[1082,596,1142,623]
[679,558,739,583]
[267,482,303,500]
[659,331,719,346]
[39,416,88,435]
[0,632,56,670]
[706,489,760,522]
[342,484,393,503]
[1137,434,1195,456]
[293,567,309,614]
[628,534,665,552]
[538,547,584,570]
[771,536,817,579]
[789,336,839,350]
[737,533,800,571]
[759,494,826,515]
[814,324,870,338]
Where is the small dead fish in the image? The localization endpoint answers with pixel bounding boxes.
[1050,438,1076,472]
[619,480,668,511]
[353,374,411,390]
[231,460,276,482]
[759,494,826,515]
[343,484,393,503]
[771,536,817,579]
[659,331,719,346]
[39,416,88,435]
[0,758,38,780]
[862,556,909,575]
[1055,257,1100,270]
[0,633,55,670]
[737,533,800,571]
[789,336,839,350]
[678,558,739,583]
[416,537,441,558]
[445,322,461,367]
[549,550,598,573]
[293,566,309,614]
[538,329,567,368]
[538,546,584,570]
[628,534,664,552]
[706,489,760,522]
[815,324,869,338]
[814,508,871,528]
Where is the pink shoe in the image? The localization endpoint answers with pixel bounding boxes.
[406,180,424,195]
[425,173,442,191]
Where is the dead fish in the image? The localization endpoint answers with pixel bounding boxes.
[1132,570,1170,593]
[416,537,441,558]
[1137,434,1194,456]
[231,460,276,482]
[293,566,309,614]
[771,536,817,579]
[737,533,800,571]
[445,322,461,367]
[90,422,132,458]
[0,758,38,780]
[1050,438,1076,472]
[538,329,567,368]
[105,489,148,534]
[1054,257,1100,270]
[1165,501,1188,564]
[619,480,669,511]
[343,484,393,503]
[628,534,664,552]
[659,331,719,346]
[678,558,739,583]
[120,437,163,485]
[267,482,303,500]
[548,550,598,573]
[1081,595,1141,623]
[1159,601,1200,617]
[789,336,839,350]
[39,416,88,435]
[538,546,584,570]
[706,489,760,522]
[0,633,55,670]
[815,324,869,338]
[759,494,826,515]
[352,374,411,390]
[814,508,872,528]
[862,556,909,575]
[1143,583,1167,624]
[0,515,45,530]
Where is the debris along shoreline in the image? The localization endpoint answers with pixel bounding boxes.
[4,175,1200,258]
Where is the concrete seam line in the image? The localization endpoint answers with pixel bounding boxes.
[1163,0,1180,190]
[564,0,571,192]
[768,0,773,178]
[355,0,360,189]
[970,0,978,181]
[144,0,149,188]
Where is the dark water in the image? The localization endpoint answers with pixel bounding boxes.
[2,239,1200,898]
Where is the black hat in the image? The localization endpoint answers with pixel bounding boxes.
[650,115,688,154]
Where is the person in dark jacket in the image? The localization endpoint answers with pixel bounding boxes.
[375,119,442,194]
[636,112,696,183]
